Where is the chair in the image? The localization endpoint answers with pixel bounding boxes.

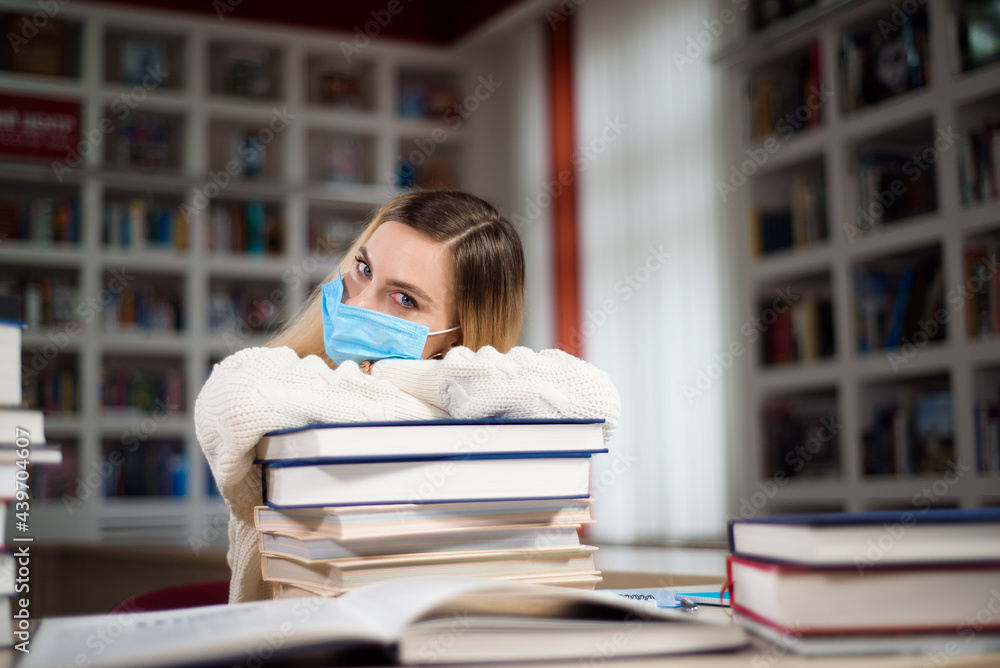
[109,580,230,614]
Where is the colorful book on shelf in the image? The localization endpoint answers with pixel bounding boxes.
[21,575,749,668]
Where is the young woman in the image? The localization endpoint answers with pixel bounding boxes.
[195,190,621,603]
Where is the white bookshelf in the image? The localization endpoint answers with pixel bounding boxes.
[718,0,1000,514]
[0,1,491,547]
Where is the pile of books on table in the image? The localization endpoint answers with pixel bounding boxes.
[252,418,607,597]
[0,295,62,648]
[728,507,1000,656]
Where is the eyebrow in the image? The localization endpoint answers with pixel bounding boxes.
[358,245,434,305]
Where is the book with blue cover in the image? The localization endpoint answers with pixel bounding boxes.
[255,418,606,462]
[729,508,1000,567]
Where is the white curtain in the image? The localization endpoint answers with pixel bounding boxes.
[574,0,729,541]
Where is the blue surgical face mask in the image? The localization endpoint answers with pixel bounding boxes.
[320,270,460,365]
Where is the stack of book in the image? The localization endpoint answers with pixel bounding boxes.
[0,295,62,647]
[252,419,607,597]
[728,508,1000,656]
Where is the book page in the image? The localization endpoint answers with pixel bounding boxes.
[20,595,384,668]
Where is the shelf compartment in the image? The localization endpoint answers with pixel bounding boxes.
[207,276,287,341]
[307,203,369,258]
[208,41,283,101]
[0,181,81,247]
[208,116,286,184]
[206,198,284,257]
[103,26,185,90]
[100,438,187,499]
[0,11,83,80]
[955,88,1000,209]
[755,271,835,368]
[972,362,1000,474]
[307,129,375,186]
[846,116,941,241]
[100,353,184,416]
[761,387,841,481]
[952,2,1000,76]
[963,228,1000,339]
[860,372,954,477]
[839,3,931,115]
[100,269,185,335]
[103,188,189,253]
[102,106,186,174]
[29,435,78,502]
[21,348,78,416]
[0,261,79,332]
[305,51,374,111]
[397,67,460,122]
[394,134,462,189]
[851,241,945,354]
[749,154,827,257]
[744,40,824,142]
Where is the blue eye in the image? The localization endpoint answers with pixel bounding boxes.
[397,293,415,308]
[354,256,372,278]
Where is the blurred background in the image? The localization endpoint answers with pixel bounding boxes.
[1,0,999,613]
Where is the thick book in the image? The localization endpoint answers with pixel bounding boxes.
[728,508,1000,566]
[254,497,593,540]
[21,575,748,668]
[254,418,607,461]
[0,300,23,408]
[0,443,61,466]
[736,613,1000,657]
[259,523,581,562]
[730,554,1000,634]
[262,455,594,508]
[262,545,600,594]
[0,408,45,446]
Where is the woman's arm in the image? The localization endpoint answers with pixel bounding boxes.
[194,345,448,602]
[195,345,447,495]
[369,346,622,441]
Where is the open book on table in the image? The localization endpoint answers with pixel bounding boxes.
[22,575,748,667]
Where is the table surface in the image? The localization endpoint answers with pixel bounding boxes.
[3,543,998,667]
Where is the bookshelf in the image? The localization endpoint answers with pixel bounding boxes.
[718,0,1000,514]
[0,1,483,547]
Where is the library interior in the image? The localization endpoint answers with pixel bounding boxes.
[1,0,1000,666]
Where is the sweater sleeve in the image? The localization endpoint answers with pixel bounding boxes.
[369,346,622,442]
[193,345,448,603]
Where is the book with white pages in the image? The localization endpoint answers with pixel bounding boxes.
[21,575,749,668]
[253,497,593,540]
[0,408,44,446]
[0,308,23,408]
[262,545,600,594]
[254,418,606,462]
[259,523,582,562]
[261,454,594,508]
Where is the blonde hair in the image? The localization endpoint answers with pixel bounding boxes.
[267,190,525,367]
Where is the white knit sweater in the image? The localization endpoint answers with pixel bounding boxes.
[193,345,621,603]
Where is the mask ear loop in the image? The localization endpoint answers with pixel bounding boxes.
[428,325,461,360]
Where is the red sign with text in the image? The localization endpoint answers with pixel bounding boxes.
[0,93,79,161]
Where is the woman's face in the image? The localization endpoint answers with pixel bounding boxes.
[341,220,461,359]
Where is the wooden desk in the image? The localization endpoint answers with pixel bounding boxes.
[9,544,999,667]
